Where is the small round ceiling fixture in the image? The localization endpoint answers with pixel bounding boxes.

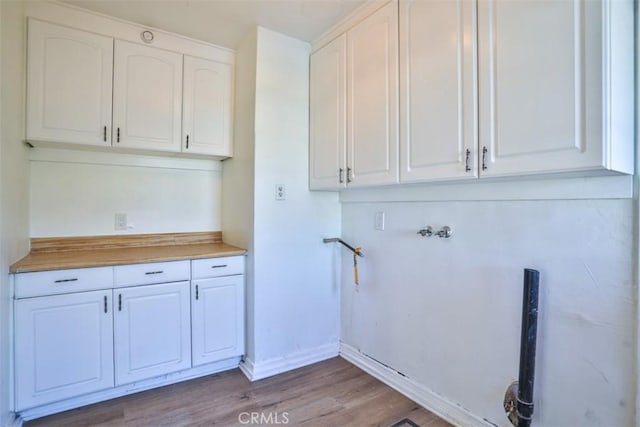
[141,30,154,44]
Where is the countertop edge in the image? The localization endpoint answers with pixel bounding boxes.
[10,245,247,274]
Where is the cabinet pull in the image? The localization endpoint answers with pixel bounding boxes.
[465,149,471,172]
[211,265,227,269]
[338,168,344,184]
[346,167,352,183]
[195,284,199,300]
[104,295,108,313]
[145,270,164,275]
[117,127,120,143]
[54,278,78,283]
[103,126,107,142]
[186,135,189,149]
[118,294,122,311]
[482,146,488,171]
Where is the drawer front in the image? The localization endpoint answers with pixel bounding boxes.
[114,260,190,287]
[15,267,114,298]
[191,256,244,279]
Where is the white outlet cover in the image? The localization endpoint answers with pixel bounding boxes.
[374,211,385,231]
[275,184,286,200]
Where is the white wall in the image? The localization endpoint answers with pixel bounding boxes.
[30,151,222,237]
[251,27,341,367]
[340,196,635,426]
[222,27,257,358]
[224,26,341,377]
[0,0,31,423]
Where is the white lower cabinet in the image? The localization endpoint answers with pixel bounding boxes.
[192,276,244,366]
[13,256,245,414]
[114,281,191,385]
[14,290,114,411]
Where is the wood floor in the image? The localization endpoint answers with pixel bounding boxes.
[26,357,452,427]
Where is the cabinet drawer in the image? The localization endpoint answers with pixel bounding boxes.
[114,261,190,288]
[15,267,114,298]
[191,256,244,279]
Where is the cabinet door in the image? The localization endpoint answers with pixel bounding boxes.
[15,291,114,411]
[191,276,244,366]
[182,55,233,156]
[113,40,183,152]
[347,1,399,187]
[478,0,603,177]
[309,34,347,190]
[399,0,477,183]
[114,281,191,385]
[26,19,113,146]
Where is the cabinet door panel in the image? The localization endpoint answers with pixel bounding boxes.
[183,55,233,156]
[114,281,191,385]
[113,40,182,152]
[400,0,477,182]
[192,276,244,366]
[27,19,113,145]
[347,1,399,187]
[309,34,347,190]
[15,291,114,411]
[478,0,602,176]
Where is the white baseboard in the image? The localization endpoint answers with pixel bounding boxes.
[339,343,492,427]
[4,413,23,427]
[19,357,241,421]
[240,342,339,381]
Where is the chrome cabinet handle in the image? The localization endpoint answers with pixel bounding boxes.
[186,135,189,149]
[54,278,78,283]
[211,265,227,269]
[482,146,488,171]
[346,167,352,183]
[103,126,107,142]
[195,284,199,300]
[104,295,108,313]
[145,270,164,275]
[117,127,120,143]
[338,168,344,184]
[465,149,471,172]
[118,294,122,311]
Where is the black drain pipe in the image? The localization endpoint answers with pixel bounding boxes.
[504,268,540,427]
[517,269,539,427]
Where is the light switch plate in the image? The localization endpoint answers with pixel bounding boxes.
[115,213,127,230]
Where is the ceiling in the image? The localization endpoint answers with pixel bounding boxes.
[62,0,365,49]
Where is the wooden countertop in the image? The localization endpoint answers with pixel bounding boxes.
[10,232,246,273]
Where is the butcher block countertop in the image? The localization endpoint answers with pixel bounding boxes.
[10,232,246,273]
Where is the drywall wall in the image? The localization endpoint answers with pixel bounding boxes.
[340,197,634,426]
[222,27,257,358]
[1,0,31,423]
[29,152,222,237]
[251,27,341,368]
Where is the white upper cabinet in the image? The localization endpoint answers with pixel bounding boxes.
[113,40,183,152]
[27,10,236,158]
[478,0,634,177]
[182,55,233,156]
[309,34,347,190]
[399,0,478,183]
[27,19,113,146]
[347,1,399,187]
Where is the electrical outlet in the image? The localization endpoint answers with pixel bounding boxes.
[115,213,127,230]
[275,184,286,200]
[374,211,385,231]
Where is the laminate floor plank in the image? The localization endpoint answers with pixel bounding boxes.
[26,357,452,427]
